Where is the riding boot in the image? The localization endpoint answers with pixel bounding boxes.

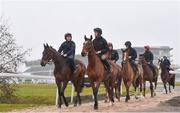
[103,59,112,73]
[68,58,77,80]
[149,64,156,77]
[130,61,137,74]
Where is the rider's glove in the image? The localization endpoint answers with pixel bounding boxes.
[129,56,132,59]
[96,51,101,54]
[63,54,67,57]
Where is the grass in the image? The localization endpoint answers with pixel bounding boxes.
[0,83,149,112]
[0,104,37,112]
[157,82,180,86]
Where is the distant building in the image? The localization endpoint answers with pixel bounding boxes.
[24,46,173,76]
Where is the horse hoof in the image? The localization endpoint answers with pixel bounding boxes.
[154,93,156,96]
[74,104,77,107]
[108,101,114,106]
[135,96,139,99]
[57,105,61,108]
[104,100,108,103]
[125,99,128,102]
[65,103,69,107]
[94,105,98,110]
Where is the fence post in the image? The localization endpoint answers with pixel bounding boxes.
[55,88,58,106]
[71,84,74,103]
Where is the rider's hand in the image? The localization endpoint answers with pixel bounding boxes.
[96,51,101,54]
[129,56,132,59]
[60,52,64,55]
[63,54,67,57]
[147,62,150,64]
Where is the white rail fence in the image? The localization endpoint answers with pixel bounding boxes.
[0,73,74,106]
[0,70,180,105]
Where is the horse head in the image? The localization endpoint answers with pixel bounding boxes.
[41,43,54,66]
[121,49,129,63]
[81,35,93,57]
[138,54,145,64]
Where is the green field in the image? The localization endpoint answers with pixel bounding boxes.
[0,83,147,112]
[157,82,180,86]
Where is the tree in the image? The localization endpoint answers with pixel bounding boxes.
[0,16,29,103]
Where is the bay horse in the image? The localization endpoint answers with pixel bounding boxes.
[104,50,122,102]
[40,44,86,108]
[158,58,175,93]
[121,49,140,102]
[104,63,122,102]
[138,54,156,97]
[81,35,120,109]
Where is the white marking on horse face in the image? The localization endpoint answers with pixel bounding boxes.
[84,41,88,45]
[124,52,127,61]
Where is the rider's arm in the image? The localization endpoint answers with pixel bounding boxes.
[66,42,76,57]
[100,39,109,54]
[114,50,119,61]
[150,52,154,61]
[58,42,65,53]
[131,49,137,60]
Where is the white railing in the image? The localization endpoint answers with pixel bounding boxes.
[0,73,75,106]
[0,71,179,106]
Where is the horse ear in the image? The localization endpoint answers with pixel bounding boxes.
[43,43,46,49]
[90,35,93,40]
[46,43,49,48]
[84,35,87,40]
[121,49,124,52]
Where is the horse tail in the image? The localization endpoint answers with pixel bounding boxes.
[134,75,141,88]
[169,74,175,89]
[80,63,86,93]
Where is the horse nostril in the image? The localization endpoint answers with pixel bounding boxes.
[81,52,85,57]
[40,61,45,66]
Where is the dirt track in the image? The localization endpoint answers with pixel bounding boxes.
[13,90,180,112]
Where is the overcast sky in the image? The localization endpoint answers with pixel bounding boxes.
[1,0,180,65]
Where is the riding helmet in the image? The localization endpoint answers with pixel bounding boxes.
[64,33,72,39]
[94,28,102,35]
[108,42,113,48]
[124,41,132,47]
[144,45,150,50]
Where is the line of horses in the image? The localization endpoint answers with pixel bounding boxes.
[40,35,175,110]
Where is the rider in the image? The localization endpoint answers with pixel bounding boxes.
[124,41,137,72]
[58,33,76,74]
[163,56,171,71]
[143,45,156,75]
[108,42,119,63]
[93,27,112,72]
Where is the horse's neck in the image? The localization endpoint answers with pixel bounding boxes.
[51,50,65,68]
[160,64,168,74]
[122,61,132,71]
[87,47,98,67]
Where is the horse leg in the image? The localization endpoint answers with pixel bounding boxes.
[104,80,114,106]
[104,89,109,103]
[169,82,171,93]
[150,81,154,97]
[61,81,69,107]
[115,86,118,100]
[117,77,122,101]
[72,81,78,107]
[143,81,146,97]
[124,81,130,102]
[163,82,168,94]
[56,82,62,108]
[134,86,138,99]
[139,81,143,99]
[90,81,100,110]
